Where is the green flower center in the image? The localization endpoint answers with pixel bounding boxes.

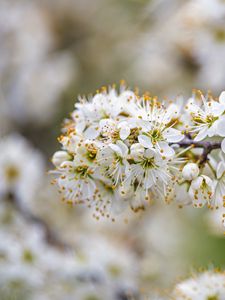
[114,153,123,164]
[74,165,90,178]
[147,128,163,144]
[22,249,35,263]
[141,157,156,169]
[193,114,218,128]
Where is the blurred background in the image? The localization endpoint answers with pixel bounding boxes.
[0,0,225,299]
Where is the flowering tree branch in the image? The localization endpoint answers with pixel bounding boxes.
[51,85,225,218]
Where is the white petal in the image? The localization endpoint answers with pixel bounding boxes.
[216,161,225,179]
[210,101,225,116]
[119,91,136,103]
[138,135,153,148]
[219,91,225,105]
[165,103,179,120]
[99,118,115,129]
[116,140,128,156]
[139,120,152,132]
[194,127,208,141]
[76,120,86,133]
[119,127,130,140]
[158,141,175,157]
[191,176,203,190]
[189,187,205,207]
[130,194,146,210]
[207,124,217,137]
[186,98,200,114]
[92,93,107,105]
[221,138,225,154]
[84,126,100,139]
[164,128,184,143]
[217,119,225,137]
[59,161,74,171]
[145,148,155,159]
[109,144,122,156]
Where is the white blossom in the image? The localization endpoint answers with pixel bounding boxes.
[125,148,170,194]
[53,160,97,205]
[173,271,225,300]
[188,175,214,208]
[132,97,184,157]
[185,91,225,141]
[0,134,44,208]
[208,154,225,209]
[97,140,129,185]
[52,85,225,218]
[0,1,74,125]
[206,207,225,236]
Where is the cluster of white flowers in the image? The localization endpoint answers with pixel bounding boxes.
[130,0,225,94]
[0,0,75,126]
[52,84,225,222]
[0,205,139,300]
[172,270,225,300]
[0,134,44,209]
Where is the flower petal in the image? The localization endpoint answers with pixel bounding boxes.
[109,144,122,156]
[217,118,225,137]
[157,141,175,157]
[138,135,153,148]
[85,126,100,139]
[216,161,225,179]
[210,101,225,117]
[164,128,184,143]
[194,127,208,141]
[116,140,128,156]
[221,138,225,154]
[219,91,225,106]
[119,127,130,140]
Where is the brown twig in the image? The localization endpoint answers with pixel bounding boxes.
[174,136,221,164]
[7,193,69,250]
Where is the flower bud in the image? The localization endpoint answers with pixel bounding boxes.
[52,151,71,167]
[182,163,199,181]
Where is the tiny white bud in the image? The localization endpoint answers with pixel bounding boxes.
[52,151,71,167]
[182,163,199,181]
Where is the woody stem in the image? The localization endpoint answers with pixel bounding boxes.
[174,136,221,164]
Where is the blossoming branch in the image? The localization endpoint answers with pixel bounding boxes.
[51,83,225,222]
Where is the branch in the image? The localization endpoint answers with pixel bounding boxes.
[7,193,70,250]
[173,136,221,164]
